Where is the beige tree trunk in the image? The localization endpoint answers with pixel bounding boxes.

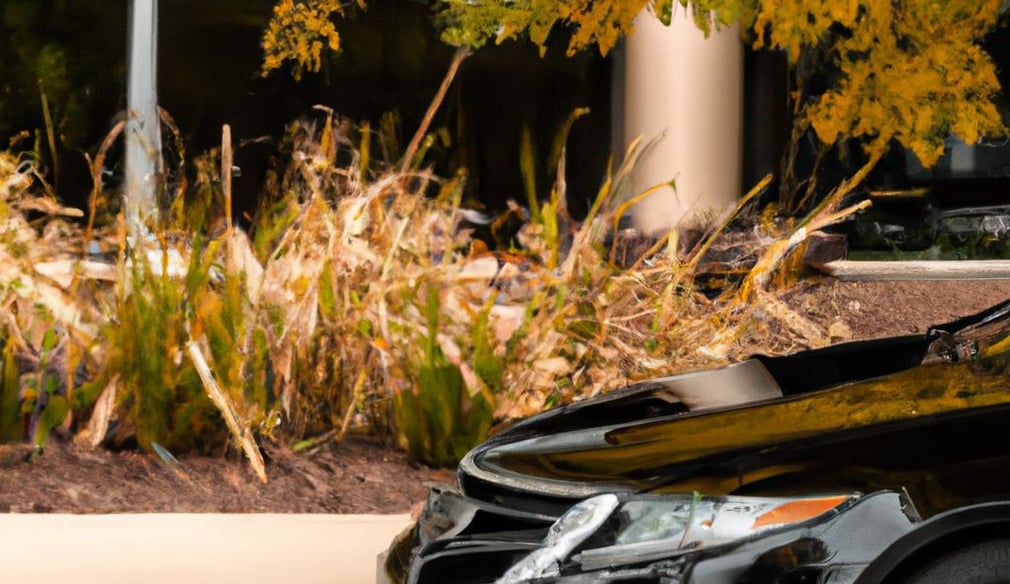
[618,9,744,234]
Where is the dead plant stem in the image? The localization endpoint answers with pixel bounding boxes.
[186,340,267,483]
[684,174,772,272]
[39,83,59,193]
[222,124,233,237]
[400,47,471,176]
[337,367,370,441]
[739,150,883,300]
[83,119,127,262]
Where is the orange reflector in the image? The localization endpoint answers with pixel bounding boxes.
[752,496,850,529]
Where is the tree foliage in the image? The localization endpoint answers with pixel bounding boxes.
[437,0,654,56]
[439,0,1005,202]
[791,0,1004,167]
[261,0,364,79]
[265,0,1006,206]
[435,0,751,55]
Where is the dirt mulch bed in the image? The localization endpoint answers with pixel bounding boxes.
[0,437,449,514]
[782,278,1010,339]
[1,277,1009,515]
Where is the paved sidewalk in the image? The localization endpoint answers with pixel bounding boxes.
[0,513,412,584]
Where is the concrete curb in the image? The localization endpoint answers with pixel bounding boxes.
[0,513,412,584]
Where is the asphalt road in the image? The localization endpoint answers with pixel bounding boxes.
[0,513,412,583]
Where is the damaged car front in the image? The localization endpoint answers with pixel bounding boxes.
[385,299,1010,583]
[394,486,922,583]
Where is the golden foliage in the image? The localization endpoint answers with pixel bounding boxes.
[438,0,664,55]
[261,0,363,79]
[262,0,1005,174]
[552,1,652,55]
[439,0,1005,171]
[793,0,1006,166]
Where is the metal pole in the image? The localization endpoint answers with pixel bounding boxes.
[125,0,162,240]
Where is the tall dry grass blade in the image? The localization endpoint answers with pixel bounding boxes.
[735,149,884,300]
[647,174,774,331]
[186,340,267,483]
[400,47,471,175]
[159,107,188,206]
[608,180,672,263]
[313,105,338,166]
[84,375,119,448]
[39,83,59,193]
[380,172,430,281]
[84,119,126,256]
[222,124,233,235]
[359,121,372,182]
[684,174,772,271]
[626,230,678,272]
[602,135,662,219]
[740,197,871,299]
[337,368,368,441]
[225,228,264,304]
[549,108,590,177]
[520,123,540,220]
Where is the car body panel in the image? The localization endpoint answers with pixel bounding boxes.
[460,300,1010,519]
[853,501,1010,583]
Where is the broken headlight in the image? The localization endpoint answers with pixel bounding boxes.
[498,492,856,583]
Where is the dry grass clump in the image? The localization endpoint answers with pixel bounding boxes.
[250,117,835,463]
[0,115,839,475]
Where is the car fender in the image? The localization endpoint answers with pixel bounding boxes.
[854,502,1010,584]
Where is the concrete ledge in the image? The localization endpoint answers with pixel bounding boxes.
[819,260,1010,281]
[0,513,412,584]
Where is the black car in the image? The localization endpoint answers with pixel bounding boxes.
[384,299,1010,584]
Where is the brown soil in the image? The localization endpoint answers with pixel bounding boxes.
[782,278,1010,339]
[0,437,449,514]
[1,277,1009,515]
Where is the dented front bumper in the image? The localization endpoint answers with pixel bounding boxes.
[385,487,920,584]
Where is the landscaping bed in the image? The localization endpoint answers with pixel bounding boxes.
[3,277,1008,514]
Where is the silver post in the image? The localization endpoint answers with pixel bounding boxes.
[125,0,162,241]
